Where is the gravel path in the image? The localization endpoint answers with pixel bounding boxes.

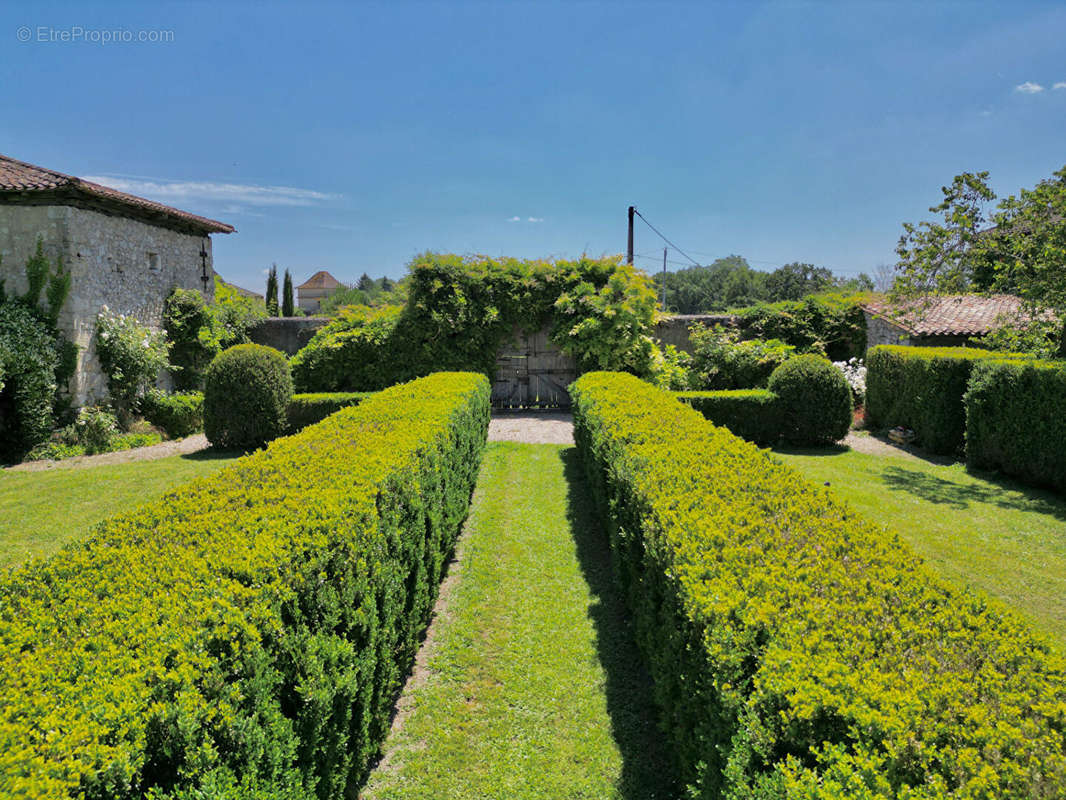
[488,412,574,445]
[843,431,957,464]
[5,434,212,472]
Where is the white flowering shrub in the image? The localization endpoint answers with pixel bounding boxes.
[832,357,867,404]
[95,306,170,422]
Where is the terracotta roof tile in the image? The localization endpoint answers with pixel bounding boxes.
[296,270,344,290]
[0,154,234,234]
[862,294,1050,336]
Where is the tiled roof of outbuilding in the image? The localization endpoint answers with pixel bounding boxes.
[0,154,234,234]
[862,294,1049,336]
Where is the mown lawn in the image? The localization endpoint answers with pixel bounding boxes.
[775,444,1066,650]
[362,442,677,800]
[0,451,242,568]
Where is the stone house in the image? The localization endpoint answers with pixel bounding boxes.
[862,294,1041,350]
[296,270,344,312]
[0,154,233,405]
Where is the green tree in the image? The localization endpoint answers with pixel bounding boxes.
[845,272,875,292]
[765,262,834,301]
[265,264,279,316]
[357,272,374,292]
[654,256,768,313]
[380,276,395,292]
[895,165,1066,318]
[980,165,1066,311]
[281,269,295,317]
[894,171,997,298]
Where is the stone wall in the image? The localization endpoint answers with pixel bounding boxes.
[249,317,329,355]
[0,204,215,405]
[863,311,911,351]
[654,314,737,353]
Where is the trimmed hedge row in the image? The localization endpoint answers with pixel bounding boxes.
[571,372,1066,799]
[140,389,205,438]
[0,371,490,799]
[675,389,782,444]
[966,359,1066,491]
[677,355,851,446]
[865,345,1027,454]
[285,392,373,434]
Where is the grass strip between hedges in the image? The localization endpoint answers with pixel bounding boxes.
[363,442,678,800]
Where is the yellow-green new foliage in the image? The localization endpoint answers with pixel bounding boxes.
[285,391,373,433]
[571,372,1066,800]
[0,372,490,799]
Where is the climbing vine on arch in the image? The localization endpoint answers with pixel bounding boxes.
[291,253,660,392]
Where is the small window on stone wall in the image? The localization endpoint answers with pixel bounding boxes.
[147,252,160,270]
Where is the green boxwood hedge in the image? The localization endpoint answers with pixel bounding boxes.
[204,343,294,449]
[285,392,373,434]
[571,371,1066,799]
[865,345,1028,454]
[139,389,205,439]
[675,389,782,444]
[0,372,490,799]
[965,359,1066,491]
[767,353,852,445]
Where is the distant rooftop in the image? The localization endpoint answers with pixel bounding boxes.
[297,270,344,290]
[0,154,234,235]
[862,294,1048,336]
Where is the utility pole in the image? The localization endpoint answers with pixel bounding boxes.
[626,206,635,264]
[662,247,668,310]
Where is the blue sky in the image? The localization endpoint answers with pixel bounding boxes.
[3,1,1065,291]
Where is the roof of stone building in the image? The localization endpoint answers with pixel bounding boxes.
[296,270,344,290]
[862,294,1047,336]
[0,154,234,235]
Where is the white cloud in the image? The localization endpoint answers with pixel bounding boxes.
[527,217,544,223]
[1015,81,1045,94]
[81,175,340,207]
[508,215,522,222]
[507,215,544,223]
[1054,82,1066,90]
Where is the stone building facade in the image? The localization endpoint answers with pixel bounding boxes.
[296,270,344,312]
[0,154,233,405]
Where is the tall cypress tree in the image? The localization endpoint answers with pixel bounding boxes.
[281,269,295,317]
[265,264,279,316]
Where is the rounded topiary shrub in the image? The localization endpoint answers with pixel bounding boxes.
[203,344,293,449]
[767,353,852,445]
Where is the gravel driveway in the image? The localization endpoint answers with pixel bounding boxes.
[488,412,574,445]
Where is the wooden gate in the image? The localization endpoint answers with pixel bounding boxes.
[491,326,577,409]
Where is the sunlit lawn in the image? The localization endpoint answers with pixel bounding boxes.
[775,443,1066,650]
[0,450,242,569]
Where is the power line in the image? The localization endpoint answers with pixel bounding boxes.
[629,208,870,276]
[631,210,702,268]
[635,254,694,268]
